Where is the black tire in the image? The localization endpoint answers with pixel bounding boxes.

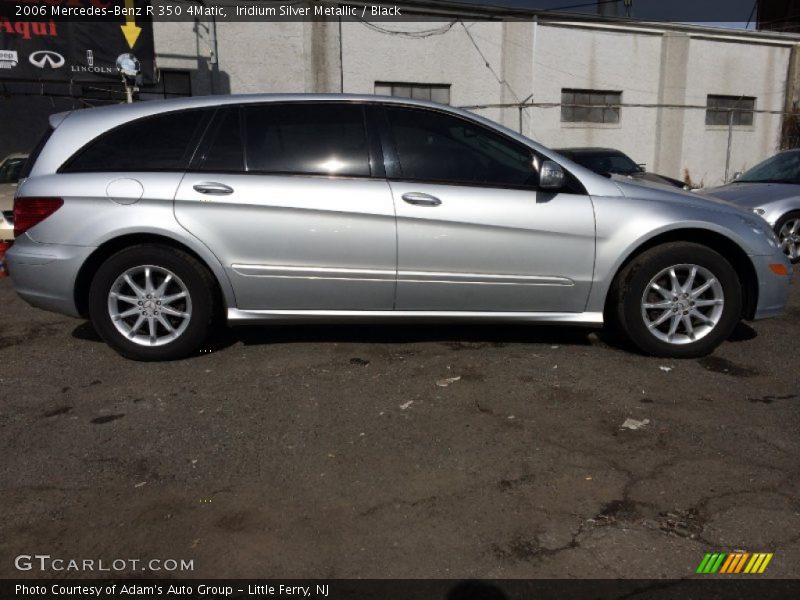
[88,244,216,361]
[774,210,800,264]
[611,242,742,358]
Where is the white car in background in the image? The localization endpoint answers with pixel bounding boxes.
[0,153,28,240]
[705,149,800,263]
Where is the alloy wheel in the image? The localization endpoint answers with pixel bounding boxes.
[778,217,800,261]
[107,265,193,347]
[640,264,724,345]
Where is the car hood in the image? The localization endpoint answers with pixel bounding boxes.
[612,179,749,217]
[702,182,800,209]
[0,183,16,211]
[624,171,685,188]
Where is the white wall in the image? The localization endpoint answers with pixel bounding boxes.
[526,24,663,168]
[341,20,513,126]
[681,38,790,187]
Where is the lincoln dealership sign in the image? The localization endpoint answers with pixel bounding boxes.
[0,0,154,83]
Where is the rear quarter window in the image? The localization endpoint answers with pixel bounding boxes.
[60,109,209,173]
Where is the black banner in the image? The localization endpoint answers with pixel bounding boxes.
[4,579,800,600]
[0,0,790,25]
[0,1,154,83]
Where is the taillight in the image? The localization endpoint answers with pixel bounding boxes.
[13,197,63,238]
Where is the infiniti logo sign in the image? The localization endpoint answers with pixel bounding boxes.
[29,50,65,69]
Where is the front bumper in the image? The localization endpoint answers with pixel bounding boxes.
[751,253,793,320]
[6,236,95,317]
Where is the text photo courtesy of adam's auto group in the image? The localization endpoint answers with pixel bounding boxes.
[1,0,800,594]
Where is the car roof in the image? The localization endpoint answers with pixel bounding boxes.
[50,93,460,126]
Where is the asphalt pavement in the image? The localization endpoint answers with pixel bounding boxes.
[1,276,798,579]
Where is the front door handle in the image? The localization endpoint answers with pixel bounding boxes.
[402,192,441,207]
[193,182,234,195]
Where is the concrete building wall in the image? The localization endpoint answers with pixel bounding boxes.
[152,21,312,96]
[340,20,511,126]
[525,24,663,169]
[681,37,790,186]
[152,21,216,94]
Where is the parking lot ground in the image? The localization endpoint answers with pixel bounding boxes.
[0,276,798,579]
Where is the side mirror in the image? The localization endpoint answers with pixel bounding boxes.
[733,171,743,181]
[539,160,565,191]
[637,163,647,172]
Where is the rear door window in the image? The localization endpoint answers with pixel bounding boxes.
[61,109,208,173]
[244,103,371,177]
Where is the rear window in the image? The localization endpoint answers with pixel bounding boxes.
[60,109,208,173]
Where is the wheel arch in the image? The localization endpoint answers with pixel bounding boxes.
[603,228,759,322]
[74,233,234,318]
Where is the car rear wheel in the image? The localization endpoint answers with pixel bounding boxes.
[775,211,800,263]
[613,242,742,358]
[89,245,216,361]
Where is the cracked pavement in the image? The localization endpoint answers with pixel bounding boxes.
[0,277,798,579]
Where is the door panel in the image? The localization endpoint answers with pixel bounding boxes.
[380,104,596,313]
[390,181,595,312]
[175,174,397,310]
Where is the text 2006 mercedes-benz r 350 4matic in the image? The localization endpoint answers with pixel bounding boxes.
[6,94,792,361]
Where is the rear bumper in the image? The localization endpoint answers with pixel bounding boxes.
[6,236,94,317]
[751,253,792,320]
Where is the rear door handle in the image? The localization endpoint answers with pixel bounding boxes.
[402,192,441,207]
[193,182,234,195]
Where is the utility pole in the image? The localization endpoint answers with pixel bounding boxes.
[725,108,734,183]
[519,94,533,134]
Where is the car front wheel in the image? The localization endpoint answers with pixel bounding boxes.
[89,245,216,361]
[614,242,742,358]
[775,211,800,263]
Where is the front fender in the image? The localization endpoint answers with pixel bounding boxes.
[586,195,771,314]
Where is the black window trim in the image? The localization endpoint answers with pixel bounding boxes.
[376,103,587,194]
[58,108,213,174]
[56,99,585,194]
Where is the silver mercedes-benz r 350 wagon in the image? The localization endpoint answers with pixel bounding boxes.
[6,94,792,361]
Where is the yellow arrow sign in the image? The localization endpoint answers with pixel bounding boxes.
[120,0,141,49]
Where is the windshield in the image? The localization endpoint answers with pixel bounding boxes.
[0,157,26,183]
[738,151,800,184]
[573,153,641,176]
